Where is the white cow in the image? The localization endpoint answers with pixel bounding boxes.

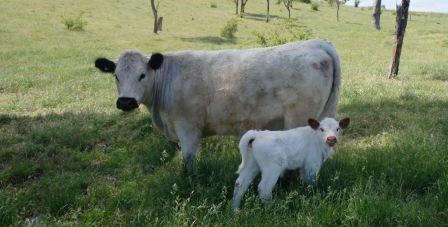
[232,117,350,209]
[94,39,341,168]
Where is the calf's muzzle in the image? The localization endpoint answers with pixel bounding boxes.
[326,136,337,147]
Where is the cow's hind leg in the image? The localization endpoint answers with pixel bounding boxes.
[284,111,308,129]
[284,103,320,128]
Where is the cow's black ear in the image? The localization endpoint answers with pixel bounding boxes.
[95,58,116,73]
[308,118,320,130]
[148,53,164,70]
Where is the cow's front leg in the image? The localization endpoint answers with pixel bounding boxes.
[175,121,201,171]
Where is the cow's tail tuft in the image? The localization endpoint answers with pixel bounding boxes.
[317,40,341,119]
[237,130,257,174]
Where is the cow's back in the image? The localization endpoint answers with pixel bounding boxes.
[166,39,338,137]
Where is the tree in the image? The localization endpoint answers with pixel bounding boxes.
[283,0,293,18]
[354,0,360,7]
[388,0,410,79]
[266,0,270,22]
[150,0,163,34]
[335,0,346,22]
[234,0,239,15]
[372,0,381,30]
[328,0,346,21]
[240,0,249,17]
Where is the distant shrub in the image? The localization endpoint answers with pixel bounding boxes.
[299,0,311,3]
[221,18,238,39]
[354,0,360,7]
[62,14,87,31]
[311,2,319,11]
[254,20,312,47]
[210,2,217,8]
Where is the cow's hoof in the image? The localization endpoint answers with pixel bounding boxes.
[181,160,197,175]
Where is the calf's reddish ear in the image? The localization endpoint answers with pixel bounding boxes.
[339,118,350,129]
[308,118,320,130]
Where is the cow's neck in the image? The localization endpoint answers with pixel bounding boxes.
[144,56,180,138]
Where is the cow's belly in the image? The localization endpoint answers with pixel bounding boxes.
[204,85,327,136]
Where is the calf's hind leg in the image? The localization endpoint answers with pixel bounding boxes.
[232,159,259,209]
[258,165,282,202]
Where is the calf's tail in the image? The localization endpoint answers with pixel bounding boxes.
[237,130,257,174]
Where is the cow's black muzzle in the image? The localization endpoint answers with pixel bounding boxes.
[116,97,138,112]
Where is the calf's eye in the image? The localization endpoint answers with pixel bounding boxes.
[320,128,324,132]
[139,73,146,81]
[337,128,341,131]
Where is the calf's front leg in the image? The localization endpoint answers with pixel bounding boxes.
[301,162,322,187]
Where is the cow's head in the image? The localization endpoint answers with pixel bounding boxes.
[308,117,350,147]
[94,51,163,111]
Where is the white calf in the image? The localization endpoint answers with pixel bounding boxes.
[232,117,350,209]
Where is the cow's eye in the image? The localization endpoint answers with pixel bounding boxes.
[114,74,119,82]
[320,128,324,132]
[139,73,146,81]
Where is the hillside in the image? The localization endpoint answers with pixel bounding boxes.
[1,0,448,225]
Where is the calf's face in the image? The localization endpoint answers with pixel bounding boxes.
[308,117,350,147]
[94,51,164,111]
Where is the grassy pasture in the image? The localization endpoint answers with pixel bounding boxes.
[1,0,448,225]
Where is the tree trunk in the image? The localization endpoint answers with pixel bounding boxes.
[241,0,248,14]
[157,17,163,31]
[240,0,243,17]
[336,2,340,21]
[235,0,239,15]
[266,0,270,22]
[283,0,291,19]
[240,0,247,18]
[372,0,382,30]
[388,0,410,79]
[150,0,159,34]
[240,0,248,17]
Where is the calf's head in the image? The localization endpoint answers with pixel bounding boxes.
[308,117,350,147]
[94,51,164,111]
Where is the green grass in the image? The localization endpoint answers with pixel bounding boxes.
[1,0,448,225]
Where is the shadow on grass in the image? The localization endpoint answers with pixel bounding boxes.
[0,111,178,187]
[344,21,363,26]
[242,12,279,21]
[179,36,236,45]
[318,94,448,194]
[339,93,448,140]
[1,95,448,224]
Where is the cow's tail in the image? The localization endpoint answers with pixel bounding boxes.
[237,130,257,174]
[317,40,341,119]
